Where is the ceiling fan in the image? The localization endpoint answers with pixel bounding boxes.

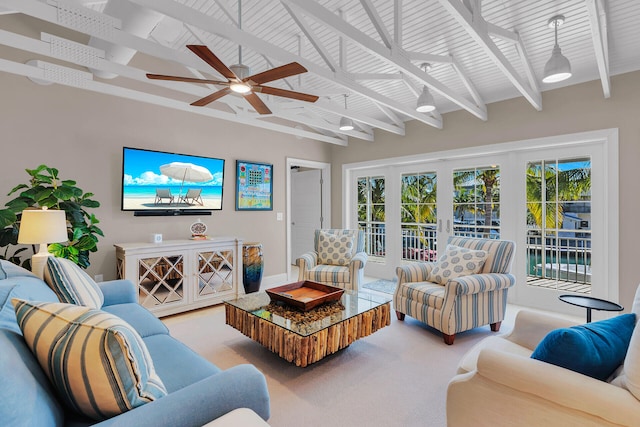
[146,45,318,114]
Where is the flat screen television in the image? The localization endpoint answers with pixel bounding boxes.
[121,147,225,216]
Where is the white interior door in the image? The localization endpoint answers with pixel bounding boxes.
[291,168,322,264]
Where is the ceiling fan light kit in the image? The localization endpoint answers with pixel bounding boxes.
[543,14,572,84]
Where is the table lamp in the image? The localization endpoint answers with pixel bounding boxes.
[17,208,68,279]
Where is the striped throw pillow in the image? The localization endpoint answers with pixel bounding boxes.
[12,299,167,421]
[427,245,487,285]
[317,230,356,266]
[44,256,104,309]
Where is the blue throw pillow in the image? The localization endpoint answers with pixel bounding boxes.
[531,313,636,381]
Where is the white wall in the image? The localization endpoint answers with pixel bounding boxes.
[330,70,640,310]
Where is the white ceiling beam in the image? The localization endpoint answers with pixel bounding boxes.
[514,32,540,97]
[450,57,485,110]
[375,103,404,128]
[486,22,519,44]
[360,0,394,49]
[585,0,611,98]
[281,113,374,141]
[402,74,420,97]
[438,0,542,111]
[312,99,405,136]
[284,0,485,121]
[0,58,347,145]
[280,2,338,72]
[353,72,403,80]
[129,0,440,129]
[394,0,402,44]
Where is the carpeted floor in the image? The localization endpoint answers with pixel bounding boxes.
[163,302,525,427]
[363,279,397,294]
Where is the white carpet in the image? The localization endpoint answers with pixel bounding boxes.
[163,299,527,427]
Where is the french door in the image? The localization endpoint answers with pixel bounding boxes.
[347,133,615,315]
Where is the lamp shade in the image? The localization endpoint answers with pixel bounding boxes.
[18,209,68,245]
[416,86,436,112]
[543,45,572,83]
[339,116,354,131]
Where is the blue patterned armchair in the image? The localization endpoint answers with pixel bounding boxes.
[296,229,367,291]
[394,236,516,345]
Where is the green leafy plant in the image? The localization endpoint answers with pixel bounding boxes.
[0,165,103,269]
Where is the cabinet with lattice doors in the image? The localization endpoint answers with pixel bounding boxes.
[115,238,242,317]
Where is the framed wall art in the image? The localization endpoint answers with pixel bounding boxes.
[236,160,273,211]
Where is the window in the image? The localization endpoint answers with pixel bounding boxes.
[453,166,500,239]
[400,172,437,261]
[357,176,385,258]
[526,157,592,293]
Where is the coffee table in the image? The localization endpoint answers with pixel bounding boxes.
[224,290,391,367]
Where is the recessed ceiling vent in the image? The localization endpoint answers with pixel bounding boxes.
[87,1,164,79]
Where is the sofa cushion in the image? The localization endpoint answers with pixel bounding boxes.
[143,334,220,392]
[613,318,640,400]
[317,230,356,266]
[43,256,104,309]
[427,245,487,285]
[0,278,59,334]
[0,329,64,427]
[102,303,169,338]
[13,299,167,421]
[531,313,636,381]
[305,265,350,284]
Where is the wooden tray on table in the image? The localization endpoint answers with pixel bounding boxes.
[266,281,344,311]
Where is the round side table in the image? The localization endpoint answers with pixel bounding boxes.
[558,294,623,322]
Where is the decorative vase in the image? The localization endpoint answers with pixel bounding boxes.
[242,242,263,294]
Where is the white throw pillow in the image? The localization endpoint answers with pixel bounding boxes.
[317,230,356,266]
[427,245,487,285]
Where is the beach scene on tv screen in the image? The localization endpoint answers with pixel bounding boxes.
[122,148,224,210]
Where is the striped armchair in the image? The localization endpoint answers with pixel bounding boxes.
[394,236,515,345]
[296,229,367,291]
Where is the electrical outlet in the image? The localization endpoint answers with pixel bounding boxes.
[94,274,104,282]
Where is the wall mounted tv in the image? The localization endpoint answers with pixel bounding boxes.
[122,147,225,216]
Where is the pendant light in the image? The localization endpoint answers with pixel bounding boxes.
[542,15,572,84]
[339,94,354,131]
[416,63,436,113]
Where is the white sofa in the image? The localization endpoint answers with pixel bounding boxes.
[447,287,640,427]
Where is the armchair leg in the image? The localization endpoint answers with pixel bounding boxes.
[395,311,405,321]
[443,333,455,345]
[490,321,502,332]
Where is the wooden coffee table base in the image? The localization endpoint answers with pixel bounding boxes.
[225,302,391,367]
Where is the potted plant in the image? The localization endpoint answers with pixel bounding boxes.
[0,165,103,269]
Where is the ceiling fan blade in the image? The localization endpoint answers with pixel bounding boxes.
[245,62,308,85]
[190,88,232,107]
[187,45,237,81]
[256,86,319,103]
[243,92,272,115]
[146,74,228,85]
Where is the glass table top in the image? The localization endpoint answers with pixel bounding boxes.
[225,290,392,337]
